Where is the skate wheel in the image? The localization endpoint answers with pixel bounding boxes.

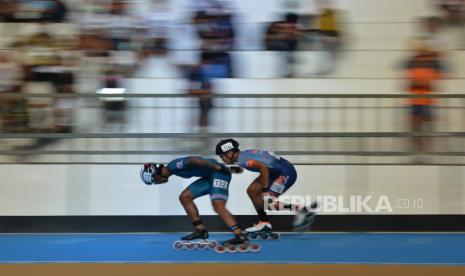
[196,243,207,250]
[214,245,226,253]
[226,245,237,253]
[270,232,280,240]
[259,232,269,240]
[247,232,258,240]
[208,240,218,250]
[249,243,261,253]
[173,241,184,251]
[185,242,195,251]
[239,244,249,253]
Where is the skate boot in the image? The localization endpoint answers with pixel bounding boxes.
[181,228,209,240]
[293,201,318,231]
[215,234,260,253]
[245,221,280,240]
[173,228,218,251]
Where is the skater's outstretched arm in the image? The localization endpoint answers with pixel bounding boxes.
[186,157,231,175]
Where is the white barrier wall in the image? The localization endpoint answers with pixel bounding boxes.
[0,164,463,215]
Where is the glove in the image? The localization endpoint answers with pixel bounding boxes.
[219,165,232,175]
[230,166,244,174]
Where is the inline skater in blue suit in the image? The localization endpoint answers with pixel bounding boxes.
[140,156,258,252]
[215,139,317,239]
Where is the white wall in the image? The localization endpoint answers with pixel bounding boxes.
[0,164,463,215]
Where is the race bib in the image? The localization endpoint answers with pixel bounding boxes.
[213,179,229,189]
[270,181,286,194]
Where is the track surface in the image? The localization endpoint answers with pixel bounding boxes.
[1,233,464,265]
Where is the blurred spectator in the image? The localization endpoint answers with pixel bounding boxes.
[0,0,67,23]
[10,28,56,132]
[76,0,112,79]
[10,24,78,133]
[264,12,299,77]
[42,0,68,23]
[403,49,445,159]
[0,0,19,22]
[193,1,235,77]
[79,29,111,58]
[14,24,76,89]
[104,0,144,52]
[265,13,299,51]
[313,0,343,75]
[98,1,145,79]
[188,52,219,132]
[194,9,235,50]
[52,53,77,133]
[0,51,23,94]
[78,23,111,80]
[0,51,28,133]
[77,0,142,93]
[53,83,76,133]
[1,97,29,133]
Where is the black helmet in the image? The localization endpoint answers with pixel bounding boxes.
[215,138,240,155]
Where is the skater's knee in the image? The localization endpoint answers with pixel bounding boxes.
[246,186,254,197]
[179,190,193,205]
[247,185,260,197]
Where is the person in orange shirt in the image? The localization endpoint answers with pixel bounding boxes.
[404,50,445,156]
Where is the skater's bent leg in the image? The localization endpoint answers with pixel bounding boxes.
[247,179,269,222]
[179,189,206,230]
[211,200,242,236]
[247,179,264,209]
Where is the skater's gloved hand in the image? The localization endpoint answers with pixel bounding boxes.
[219,165,232,175]
[229,166,243,174]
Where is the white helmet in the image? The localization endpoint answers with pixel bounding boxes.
[140,163,164,185]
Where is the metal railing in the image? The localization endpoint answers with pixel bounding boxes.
[0,93,464,165]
